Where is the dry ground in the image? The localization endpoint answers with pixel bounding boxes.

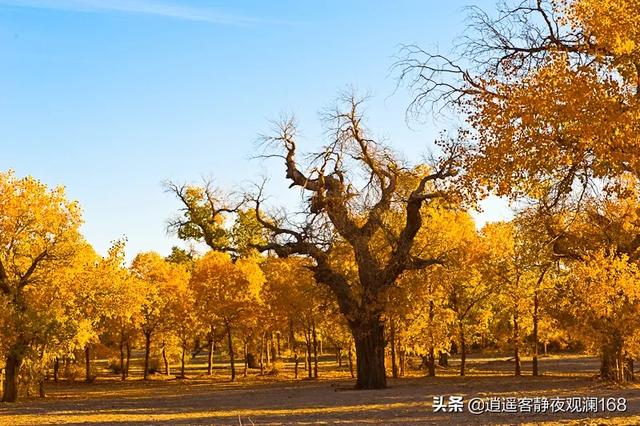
[1,354,639,425]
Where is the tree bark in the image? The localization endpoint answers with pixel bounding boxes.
[351,314,386,389]
[2,351,23,402]
[532,290,540,376]
[390,319,398,378]
[143,332,152,380]
[225,322,235,381]
[459,320,466,376]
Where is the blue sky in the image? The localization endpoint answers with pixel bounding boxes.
[0,0,509,259]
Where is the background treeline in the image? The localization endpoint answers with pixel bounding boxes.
[2,168,639,403]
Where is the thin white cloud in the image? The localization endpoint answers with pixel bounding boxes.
[0,0,282,26]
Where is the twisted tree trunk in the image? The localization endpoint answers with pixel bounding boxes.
[2,349,23,402]
[350,313,386,389]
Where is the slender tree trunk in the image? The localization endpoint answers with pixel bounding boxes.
[427,300,436,377]
[351,314,386,389]
[3,350,23,402]
[390,319,398,378]
[266,333,271,368]
[513,312,521,377]
[85,344,92,383]
[143,331,152,380]
[53,357,60,383]
[289,318,295,353]
[459,320,467,377]
[337,348,342,367]
[312,321,319,378]
[162,342,170,376]
[276,332,281,358]
[207,337,214,375]
[119,339,126,381]
[305,328,312,378]
[438,351,448,367]
[125,341,131,378]
[348,345,355,378]
[191,337,200,359]
[427,348,436,377]
[38,378,46,398]
[270,331,277,361]
[225,322,235,381]
[291,327,299,379]
[399,346,405,377]
[181,345,186,378]
[260,332,265,375]
[625,359,634,382]
[532,290,540,376]
[243,341,248,377]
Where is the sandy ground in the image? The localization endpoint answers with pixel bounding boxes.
[1,354,639,425]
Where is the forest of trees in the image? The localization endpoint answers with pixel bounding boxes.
[2,0,640,402]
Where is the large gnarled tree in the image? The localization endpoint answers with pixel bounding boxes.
[170,96,463,388]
